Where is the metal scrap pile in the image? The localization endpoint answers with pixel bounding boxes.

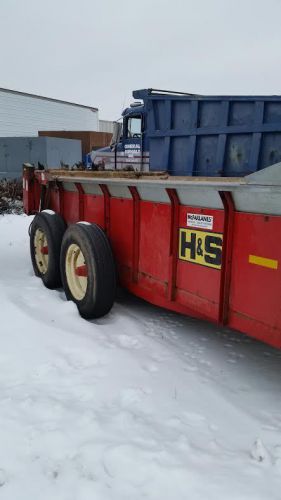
[0,179,23,215]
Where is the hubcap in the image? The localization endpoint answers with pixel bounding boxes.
[65,243,88,301]
[34,228,49,274]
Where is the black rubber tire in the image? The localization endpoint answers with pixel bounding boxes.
[60,223,116,319]
[30,210,66,289]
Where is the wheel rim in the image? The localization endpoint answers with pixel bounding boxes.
[34,228,49,274]
[65,243,88,301]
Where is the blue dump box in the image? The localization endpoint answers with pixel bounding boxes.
[133,89,281,176]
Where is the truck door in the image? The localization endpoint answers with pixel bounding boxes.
[123,114,143,171]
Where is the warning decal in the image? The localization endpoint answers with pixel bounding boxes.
[187,213,213,230]
[179,228,223,269]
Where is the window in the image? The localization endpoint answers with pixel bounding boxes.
[127,116,142,138]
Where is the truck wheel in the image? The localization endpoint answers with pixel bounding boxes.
[30,210,66,289]
[60,223,116,319]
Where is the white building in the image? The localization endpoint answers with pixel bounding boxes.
[99,119,114,133]
[0,87,99,136]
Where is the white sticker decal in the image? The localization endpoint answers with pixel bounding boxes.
[187,213,213,230]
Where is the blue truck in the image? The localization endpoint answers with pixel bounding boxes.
[91,88,281,176]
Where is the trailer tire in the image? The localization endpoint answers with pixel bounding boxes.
[30,210,66,289]
[60,223,116,319]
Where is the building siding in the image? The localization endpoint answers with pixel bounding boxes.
[0,89,99,136]
[0,137,82,179]
[99,119,114,133]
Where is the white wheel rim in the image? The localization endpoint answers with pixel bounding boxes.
[65,243,88,301]
[34,228,49,274]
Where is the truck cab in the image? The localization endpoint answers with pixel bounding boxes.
[91,102,149,171]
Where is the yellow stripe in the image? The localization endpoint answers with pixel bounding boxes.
[249,255,278,270]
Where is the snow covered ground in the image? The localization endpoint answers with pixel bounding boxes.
[0,214,281,500]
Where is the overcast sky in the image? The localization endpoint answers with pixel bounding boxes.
[1,0,281,120]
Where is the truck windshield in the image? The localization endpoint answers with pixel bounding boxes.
[127,116,141,138]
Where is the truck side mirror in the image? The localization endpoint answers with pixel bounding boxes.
[110,122,123,149]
